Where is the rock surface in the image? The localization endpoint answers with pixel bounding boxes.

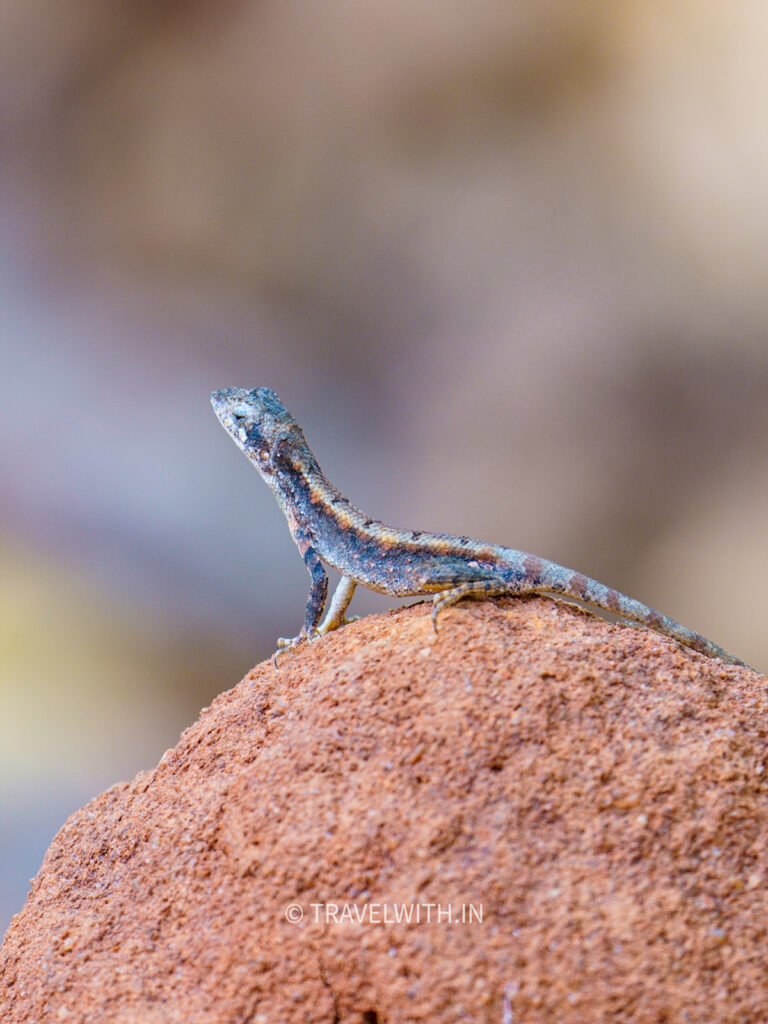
[1,597,767,1023]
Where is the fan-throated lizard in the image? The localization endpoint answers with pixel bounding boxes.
[211,387,746,668]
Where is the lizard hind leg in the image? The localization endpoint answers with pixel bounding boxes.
[430,578,510,633]
[416,557,511,633]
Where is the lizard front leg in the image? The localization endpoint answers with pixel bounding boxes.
[317,575,357,635]
[274,532,328,664]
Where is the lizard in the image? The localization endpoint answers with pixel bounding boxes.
[210,386,747,668]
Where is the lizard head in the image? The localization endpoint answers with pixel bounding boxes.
[210,387,314,492]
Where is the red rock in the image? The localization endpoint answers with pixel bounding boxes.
[2,598,767,1023]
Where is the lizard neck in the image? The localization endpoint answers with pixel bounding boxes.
[270,444,347,537]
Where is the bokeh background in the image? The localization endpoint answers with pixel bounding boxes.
[1,0,767,934]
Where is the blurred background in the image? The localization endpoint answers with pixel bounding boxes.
[1,0,767,934]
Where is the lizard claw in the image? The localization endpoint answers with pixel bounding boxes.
[271,628,318,669]
[272,633,302,669]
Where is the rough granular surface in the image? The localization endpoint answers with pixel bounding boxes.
[2,598,767,1023]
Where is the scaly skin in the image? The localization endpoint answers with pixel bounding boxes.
[211,387,747,668]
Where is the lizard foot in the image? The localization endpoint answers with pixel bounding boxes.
[317,614,359,637]
[272,629,318,669]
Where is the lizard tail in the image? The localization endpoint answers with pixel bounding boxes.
[531,559,746,667]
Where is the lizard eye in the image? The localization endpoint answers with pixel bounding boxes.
[257,448,270,464]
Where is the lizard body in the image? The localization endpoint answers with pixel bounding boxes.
[211,387,746,668]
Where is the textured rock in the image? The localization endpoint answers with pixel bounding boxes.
[1,597,767,1023]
